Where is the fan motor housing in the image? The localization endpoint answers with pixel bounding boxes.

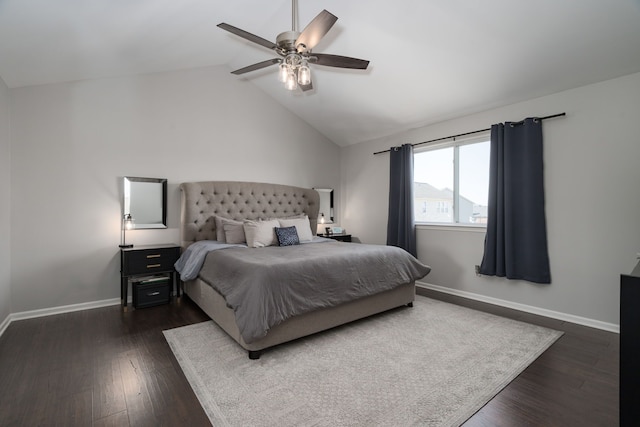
[276,31,301,53]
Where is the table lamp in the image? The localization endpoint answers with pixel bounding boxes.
[119,213,134,248]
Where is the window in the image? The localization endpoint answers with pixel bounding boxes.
[414,136,490,225]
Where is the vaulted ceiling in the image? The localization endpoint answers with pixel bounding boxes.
[1,0,639,146]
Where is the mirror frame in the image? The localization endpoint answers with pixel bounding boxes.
[314,188,334,224]
[123,177,168,229]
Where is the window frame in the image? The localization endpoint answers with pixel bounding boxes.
[413,131,491,228]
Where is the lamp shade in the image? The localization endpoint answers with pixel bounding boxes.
[119,213,134,248]
[298,61,311,85]
[285,69,298,90]
[278,62,288,83]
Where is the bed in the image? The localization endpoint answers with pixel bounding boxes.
[178,181,430,359]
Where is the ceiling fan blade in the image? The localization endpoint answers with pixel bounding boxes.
[217,23,276,50]
[295,10,337,52]
[231,58,281,75]
[311,53,370,70]
[300,81,313,92]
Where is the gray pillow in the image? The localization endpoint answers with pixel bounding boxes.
[221,217,246,244]
[214,215,227,242]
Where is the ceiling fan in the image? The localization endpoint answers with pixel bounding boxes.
[217,0,370,92]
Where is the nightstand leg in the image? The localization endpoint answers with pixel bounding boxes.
[173,272,180,298]
[121,277,127,307]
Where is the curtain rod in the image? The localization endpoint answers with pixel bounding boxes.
[373,112,566,155]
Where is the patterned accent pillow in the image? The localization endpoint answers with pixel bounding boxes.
[275,226,300,247]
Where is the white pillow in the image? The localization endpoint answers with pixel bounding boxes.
[243,219,279,248]
[278,215,313,242]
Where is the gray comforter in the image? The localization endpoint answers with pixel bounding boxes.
[197,241,431,344]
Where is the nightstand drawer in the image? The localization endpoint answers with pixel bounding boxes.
[133,279,170,309]
[120,244,181,309]
[123,247,180,276]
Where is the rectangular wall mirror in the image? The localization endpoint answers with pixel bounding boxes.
[314,188,334,224]
[123,177,167,229]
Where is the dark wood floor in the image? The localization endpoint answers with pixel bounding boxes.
[0,290,618,426]
[0,298,211,427]
[419,289,620,427]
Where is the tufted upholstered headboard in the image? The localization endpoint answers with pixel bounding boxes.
[180,181,320,249]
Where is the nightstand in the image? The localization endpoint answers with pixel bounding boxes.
[318,233,352,242]
[120,244,181,308]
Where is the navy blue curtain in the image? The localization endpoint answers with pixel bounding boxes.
[479,118,551,283]
[387,144,417,256]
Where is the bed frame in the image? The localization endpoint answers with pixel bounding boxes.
[179,181,415,359]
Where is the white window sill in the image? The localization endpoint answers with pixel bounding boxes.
[416,223,487,233]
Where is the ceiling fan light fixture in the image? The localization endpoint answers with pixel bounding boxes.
[218,1,369,93]
[278,62,288,83]
[285,69,298,90]
[298,60,311,86]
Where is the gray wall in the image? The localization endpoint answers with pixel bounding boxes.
[9,65,341,313]
[6,64,639,329]
[0,76,10,326]
[340,72,640,328]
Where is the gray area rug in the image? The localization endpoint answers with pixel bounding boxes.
[163,296,562,426]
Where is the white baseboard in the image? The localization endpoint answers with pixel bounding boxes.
[417,281,620,334]
[0,291,182,337]
[0,298,125,337]
[0,313,10,337]
[2,285,619,337]
[10,298,123,322]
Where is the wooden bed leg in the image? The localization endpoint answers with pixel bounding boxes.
[248,350,261,360]
[407,302,414,307]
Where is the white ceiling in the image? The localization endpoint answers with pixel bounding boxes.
[1,0,640,146]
